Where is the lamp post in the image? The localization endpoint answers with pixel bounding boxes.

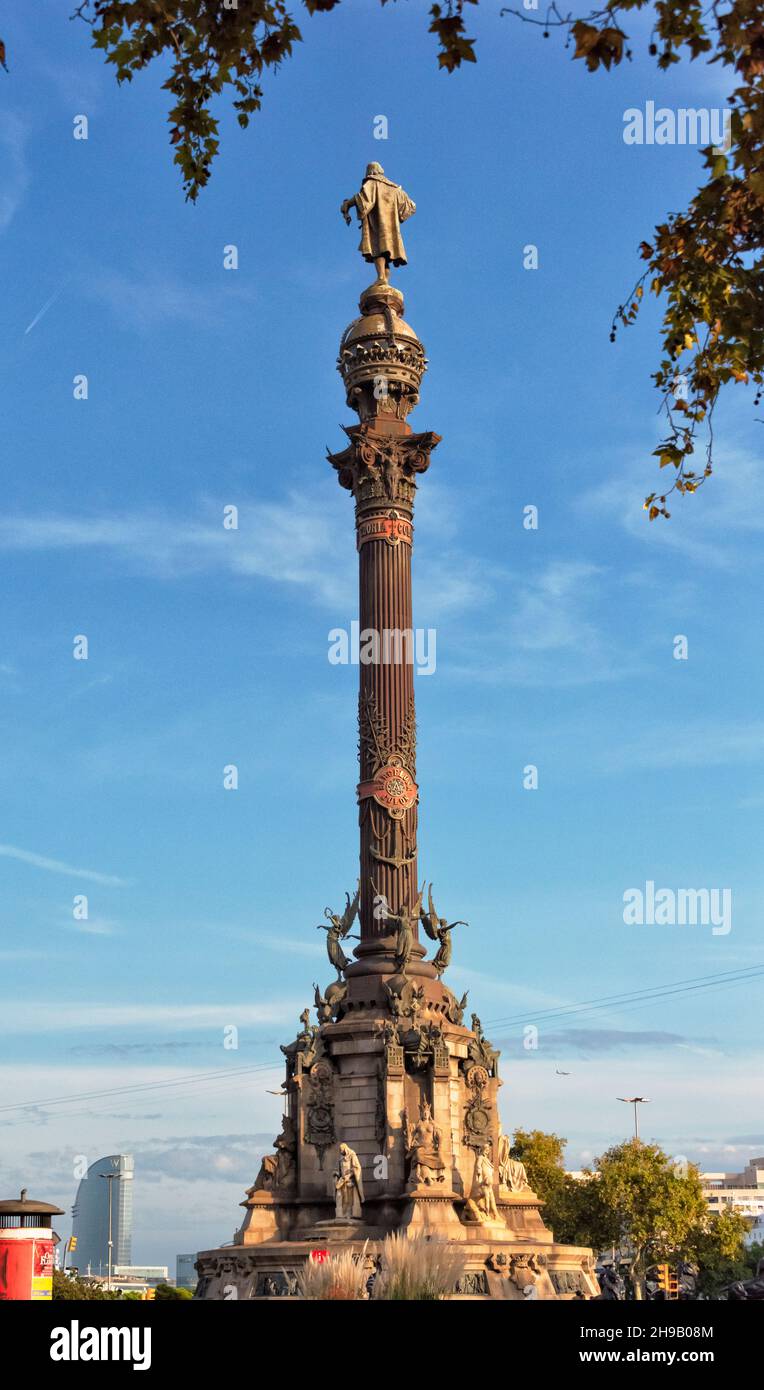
[617,1096,650,1140]
[99,1172,117,1291]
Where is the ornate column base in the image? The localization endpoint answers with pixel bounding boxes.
[236,1191,289,1246]
[497,1190,553,1241]
[398,1191,465,1237]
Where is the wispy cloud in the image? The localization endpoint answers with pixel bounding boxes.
[445,560,643,687]
[601,718,764,774]
[64,917,119,938]
[246,932,324,959]
[68,1041,203,1056]
[519,1027,710,1054]
[0,999,301,1034]
[0,113,30,233]
[508,561,603,653]
[581,444,764,570]
[0,496,353,607]
[416,555,492,619]
[0,950,48,962]
[0,844,128,887]
[84,269,258,333]
[127,1133,274,1183]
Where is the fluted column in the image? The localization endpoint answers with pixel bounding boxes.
[356,427,418,942]
[329,281,440,974]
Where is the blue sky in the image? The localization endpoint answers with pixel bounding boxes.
[1,0,762,1266]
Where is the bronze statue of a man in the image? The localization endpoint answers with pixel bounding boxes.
[341,163,416,283]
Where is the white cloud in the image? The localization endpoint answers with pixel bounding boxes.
[84,269,258,332]
[416,556,491,619]
[64,918,119,938]
[0,496,354,608]
[0,113,30,233]
[444,560,642,687]
[581,443,764,569]
[601,718,764,773]
[0,844,128,887]
[508,561,603,653]
[0,999,302,1034]
[246,933,324,959]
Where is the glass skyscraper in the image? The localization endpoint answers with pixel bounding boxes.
[176,1253,197,1290]
[71,1153,134,1276]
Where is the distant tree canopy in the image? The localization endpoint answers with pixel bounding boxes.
[153,1280,194,1299]
[52,1269,122,1300]
[513,1130,753,1298]
[2,2,762,509]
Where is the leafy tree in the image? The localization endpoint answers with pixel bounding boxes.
[503,0,764,515]
[153,1280,194,1299]
[511,1127,569,1206]
[52,1268,123,1300]
[511,1127,608,1246]
[685,1206,750,1296]
[1,2,761,504]
[514,1131,752,1297]
[585,1141,707,1298]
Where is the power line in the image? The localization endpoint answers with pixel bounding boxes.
[483,964,764,1032]
[0,1061,282,1118]
[2,963,761,1122]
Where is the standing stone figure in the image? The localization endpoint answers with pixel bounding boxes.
[333,1142,364,1220]
[468,1142,499,1223]
[340,164,416,283]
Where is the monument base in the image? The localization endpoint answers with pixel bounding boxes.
[194,1227,598,1301]
[195,964,599,1301]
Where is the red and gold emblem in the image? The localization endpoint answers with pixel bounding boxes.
[357,512,413,550]
[358,755,418,819]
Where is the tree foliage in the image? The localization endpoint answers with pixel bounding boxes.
[52,1268,123,1299]
[590,1140,708,1295]
[688,1207,752,1296]
[502,0,764,515]
[513,1131,752,1298]
[2,1,760,507]
[511,1127,608,1245]
[153,1280,194,1298]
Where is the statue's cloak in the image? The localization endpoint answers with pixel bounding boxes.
[356,174,415,266]
[349,1149,364,1204]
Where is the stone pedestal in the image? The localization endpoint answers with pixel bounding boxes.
[196,993,598,1301]
[398,1191,466,1237]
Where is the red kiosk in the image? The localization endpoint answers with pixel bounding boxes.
[0,1189,64,1301]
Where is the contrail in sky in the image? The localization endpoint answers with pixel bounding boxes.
[23,281,68,335]
[0,843,128,886]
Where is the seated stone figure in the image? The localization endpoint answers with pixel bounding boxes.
[497,1131,531,1194]
[403,1099,446,1188]
[250,1117,297,1194]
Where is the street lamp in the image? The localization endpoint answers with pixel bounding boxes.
[617,1096,650,1140]
[99,1172,118,1291]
